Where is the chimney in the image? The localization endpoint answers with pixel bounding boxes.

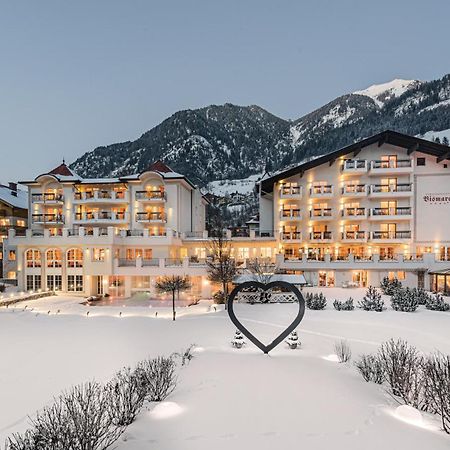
[9,182,17,192]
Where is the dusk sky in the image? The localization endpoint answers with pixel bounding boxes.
[1,0,449,183]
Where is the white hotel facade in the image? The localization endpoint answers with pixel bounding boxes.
[4,131,450,298]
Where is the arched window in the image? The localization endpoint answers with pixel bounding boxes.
[67,248,83,268]
[46,248,62,268]
[26,249,41,268]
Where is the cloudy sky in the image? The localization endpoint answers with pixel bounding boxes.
[1,0,449,182]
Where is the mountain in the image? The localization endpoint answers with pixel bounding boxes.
[71,74,450,187]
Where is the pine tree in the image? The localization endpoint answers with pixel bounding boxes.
[443,136,449,146]
[358,286,384,312]
[391,287,419,312]
[425,293,450,311]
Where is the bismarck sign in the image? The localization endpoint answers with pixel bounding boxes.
[423,193,450,204]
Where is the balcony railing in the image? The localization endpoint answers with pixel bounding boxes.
[310,208,332,218]
[370,183,412,194]
[280,186,302,197]
[74,211,127,221]
[255,230,275,238]
[342,160,367,171]
[310,231,332,240]
[341,231,366,240]
[135,190,166,201]
[371,207,412,216]
[341,207,366,217]
[371,230,411,240]
[371,159,412,169]
[230,229,250,237]
[310,185,333,196]
[280,209,301,219]
[31,193,64,203]
[135,212,166,222]
[281,231,301,241]
[74,191,126,201]
[32,214,64,224]
[341,184,367,195]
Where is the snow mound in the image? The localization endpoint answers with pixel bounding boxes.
[354,79,419,107]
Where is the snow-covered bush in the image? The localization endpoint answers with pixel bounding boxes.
[135,356,177,402]
[334,340,351,363]
[412,287,431,305]
[212,290,225,304]
[333,297,354,311]
[426,293,450,311]
[380,277,402,295]
[378,339,424,408]
[6,382,126,450]
[107,367,145,426]
[0,283,6,293]
[306,292,327,310]
[422,353,450,433]
[354,354,384,384]
[358,286,384,312]
[390,287,419,312]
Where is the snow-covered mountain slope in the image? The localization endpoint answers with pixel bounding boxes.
[70,74,450,187]
[354,79,421,107]
[205,174,260,197]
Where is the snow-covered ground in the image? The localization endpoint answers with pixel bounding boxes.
[205,174,260,196]
[1,288,450,449]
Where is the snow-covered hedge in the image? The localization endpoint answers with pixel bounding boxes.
[305,292,327,310]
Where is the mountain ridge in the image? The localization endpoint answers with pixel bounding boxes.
[70,74,450,186]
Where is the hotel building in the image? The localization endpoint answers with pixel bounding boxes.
[4,130,450,297]
[260,130,450,291]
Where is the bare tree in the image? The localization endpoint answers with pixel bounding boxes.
[155,275,191,321]
[206,234,237,309]
[247,258,278,284]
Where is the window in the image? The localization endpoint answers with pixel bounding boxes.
[67,248,83,268]
[416,157,426,166]
[26,249,41,268]
[16,219,26,227]
[7,271,16,279]
[397,271,406,280]
[8,250,16,261]
[47,275,62,291]
[26,275,41,291]
[46,249,62,268]
[67,275,83,292]
[93,248,105,261]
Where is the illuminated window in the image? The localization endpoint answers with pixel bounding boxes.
[93,248,105,261]
[397,271,406,280]
[67,248,83,268]
[16,220,26,227]
[8,250,16,261]
[67,275,83,292]
[26,249,41,268]
[46,249,62,268]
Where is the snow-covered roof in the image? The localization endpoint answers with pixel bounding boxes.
[0,185,28,209]
[233,274,307,285]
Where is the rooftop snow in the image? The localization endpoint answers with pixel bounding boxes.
[0,185,28,209]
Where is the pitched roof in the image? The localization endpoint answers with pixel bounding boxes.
[260,130,450,194]
[49,162,75,177]
[147,160,173,173]
[0,184,28,209]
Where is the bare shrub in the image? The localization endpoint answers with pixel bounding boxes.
[107,367,146,426]
[135,356,177,402]
[378,339,424,408]
[334,340,352,363]
[422,353,450,433]
[354,354,384,384]
[173,344,196,366]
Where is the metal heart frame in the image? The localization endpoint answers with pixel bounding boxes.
[227,280,306,354]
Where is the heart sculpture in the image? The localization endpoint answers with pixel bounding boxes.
[227,280,306,354]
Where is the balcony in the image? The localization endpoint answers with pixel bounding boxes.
[341,184,367,197]
[32,214,64,224]
[310,208,333,220]
[310,185,333,198]
[74,211,128,223]
[369,183,413,197]
[280,209,301,221]
[309,231,332,242]
[279,185,302,199]
[371,230,412,242]
[341,231,367,242]
[281,231,302,242]
[341,160,368,173]
[135,190,167,202]
[341,207,367,219]
[31,193,64,204]
[369,207,412,220]
[73,190,128,203]
[369,159,413,175]
[135,212,166,223]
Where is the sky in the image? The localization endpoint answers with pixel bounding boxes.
[0,0,449,183]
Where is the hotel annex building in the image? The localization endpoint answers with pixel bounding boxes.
[4,130,450,297]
